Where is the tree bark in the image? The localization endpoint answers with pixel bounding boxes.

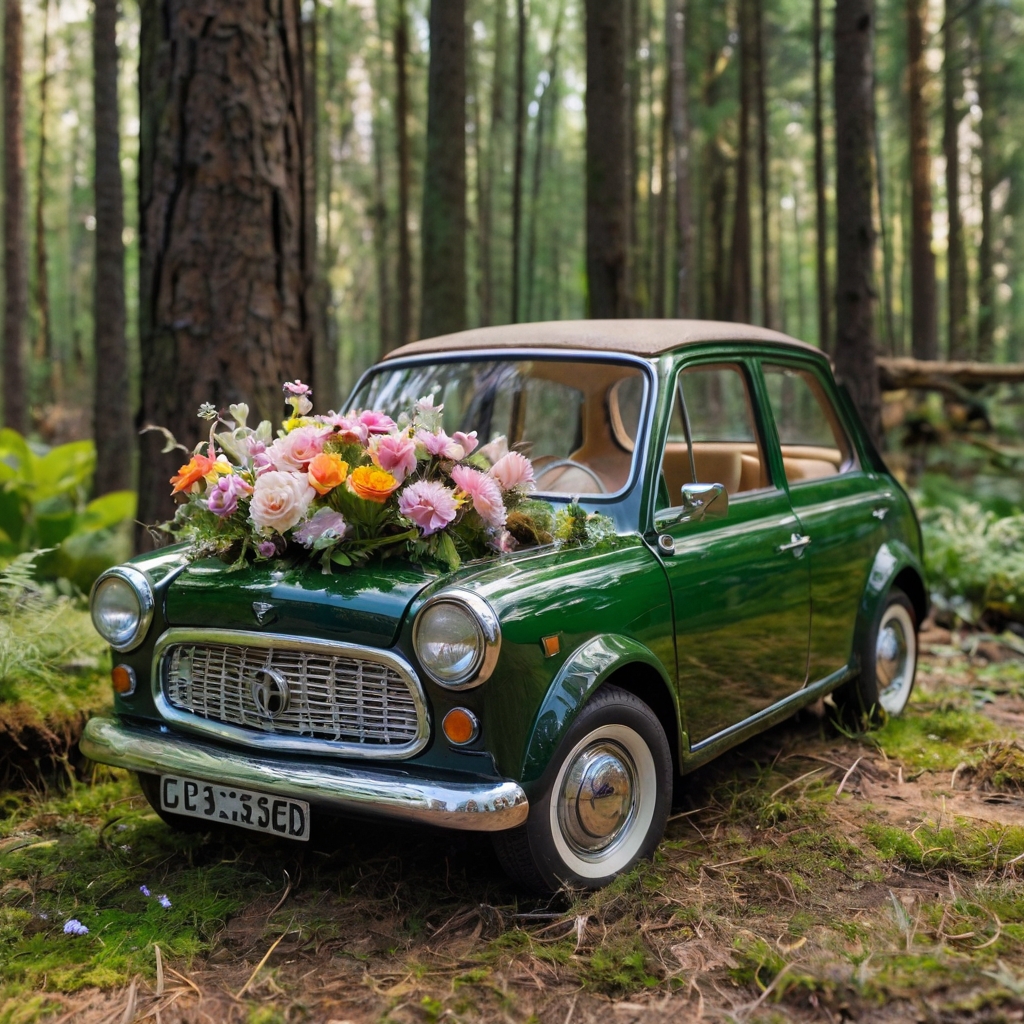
[420,0,467,339]
[754,0,772,328]
[974,0,996,361]
[478,1,506,327]
[812,0,829,352]
[33,0,52,383]
[653,33,671,318]
[728,0,753,323]
[907,0,938,360]
[394,0,413,346]
[585,0,629,319]
[944,0,969,359]
[372,0,393,356]
[137,0,313,544]
[510,0,527,324]
[92,0,132,495]
[833,0,882,446]
[2,0,27,433]
[671,0,694,317]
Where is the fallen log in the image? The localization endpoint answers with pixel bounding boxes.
[878,357,1024,391]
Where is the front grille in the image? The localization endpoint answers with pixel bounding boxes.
[161,638,425,752]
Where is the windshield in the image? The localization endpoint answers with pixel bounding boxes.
[350,358,648,497]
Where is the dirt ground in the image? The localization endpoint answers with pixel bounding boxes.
[6,633,1024,1024]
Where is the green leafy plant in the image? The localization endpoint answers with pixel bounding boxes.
[0,430,136,590]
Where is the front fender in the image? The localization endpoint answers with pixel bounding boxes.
[520,634,676,787]
[849,539,926,675]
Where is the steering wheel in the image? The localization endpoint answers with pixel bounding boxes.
[534,459,607,494]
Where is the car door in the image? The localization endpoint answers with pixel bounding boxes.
[757,359,895,684]
[652,358,811,746]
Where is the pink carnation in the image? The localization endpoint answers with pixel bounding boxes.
[370,433,418,482]
[398,480,460,537]
[450,464,506,528]
[358,409,398,435]
[268,426,329,472]
[416,429,469,461]
[489,451,535,492]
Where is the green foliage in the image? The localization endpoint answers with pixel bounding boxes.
[867,704,998,772]
[0,431,136,590]
[865,820,1024,872]
[920,500,1024,624]
[582,936,659,994]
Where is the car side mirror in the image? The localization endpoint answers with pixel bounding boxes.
[681,482,729,521]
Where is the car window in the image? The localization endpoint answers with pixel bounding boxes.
[762,364,857,484]
[351,358,647,497]
[658,363,770,509]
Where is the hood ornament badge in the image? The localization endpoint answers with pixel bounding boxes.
[252,601,276,626]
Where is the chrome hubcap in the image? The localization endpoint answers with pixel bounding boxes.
[876,605,915,715]
[557,741,638,856]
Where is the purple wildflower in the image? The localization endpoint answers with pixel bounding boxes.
[63,919,89,936]
[157,895,172,909]
[206,473,253,518]
[140,885,151,897]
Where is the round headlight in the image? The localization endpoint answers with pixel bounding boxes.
[90,568,154,652]
[413,591,501,689]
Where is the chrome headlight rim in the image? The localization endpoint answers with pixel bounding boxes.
[90,566,155,653]
[412,589,501,690]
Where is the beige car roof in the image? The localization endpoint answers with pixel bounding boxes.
[385,319,823,360]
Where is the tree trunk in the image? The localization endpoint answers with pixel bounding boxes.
[812,0,829,351]
[833,0,882,446]
[754,0,772,328]
[510,0,527,324]
[372,0,393,356]
[627,0,642,315]
[975,0,996,361]
[944,0,969,359]
[92,0,132,495]
[33,0,52,384]
[394,0,413,346]
[585,0,629,319]
[653,41,671,318]
[526,5,564,323]
[478,1,506,327]
[2,0,27,433]
[728,0,753,323]
[907,0,938,360]
[137,0,313,544]
[420,0,467,339]
[671,0,694,317]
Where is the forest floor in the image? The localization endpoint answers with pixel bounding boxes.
[5,632,1024,1024]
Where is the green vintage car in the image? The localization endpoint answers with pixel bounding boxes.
[83,321,925,893]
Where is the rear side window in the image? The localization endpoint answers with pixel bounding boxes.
[762,364,857,484]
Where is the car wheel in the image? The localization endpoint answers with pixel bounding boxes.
[493,685,673,894]
[833,588,918,729]
[135,772,208,833]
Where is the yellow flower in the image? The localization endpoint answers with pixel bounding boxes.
[348,465,399,504]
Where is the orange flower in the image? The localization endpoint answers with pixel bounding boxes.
[171,454,217,494]
[307,453,349,495]
[347,465,399,504]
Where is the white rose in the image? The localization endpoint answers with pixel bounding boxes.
[249,471,315,535]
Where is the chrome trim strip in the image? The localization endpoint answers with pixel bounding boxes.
[90,566,156,653]
[151,628,431,760]
[413,589,502,690]
[81,717,529,832]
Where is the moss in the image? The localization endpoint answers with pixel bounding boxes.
[868,705,999,772]
[581,936,659,995]
[865,820,1024,872]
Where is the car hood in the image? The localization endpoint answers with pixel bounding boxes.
[164,557,439,649]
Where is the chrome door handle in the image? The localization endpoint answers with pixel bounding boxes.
[778,533,812,556]
[872,507,889,520]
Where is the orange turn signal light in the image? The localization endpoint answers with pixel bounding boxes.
[112,665,136,696]
[541,635,561,658]
[442,708,479,746]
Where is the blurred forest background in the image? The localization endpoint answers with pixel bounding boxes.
[0,0,1023,600]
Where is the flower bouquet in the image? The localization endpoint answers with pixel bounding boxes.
[162,381,557,572]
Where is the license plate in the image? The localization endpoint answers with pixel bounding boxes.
[159,775,310,841]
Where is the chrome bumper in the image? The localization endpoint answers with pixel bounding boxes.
[81,717,529,833]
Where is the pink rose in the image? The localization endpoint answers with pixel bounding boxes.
[489,451,535,492]
[358,409,398,435]
[450,464,506,528]
[398,480,460,537]
[370,433,418,482]
[323,413,369,445]
[249,471,315,534]
[268,426,329,472]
